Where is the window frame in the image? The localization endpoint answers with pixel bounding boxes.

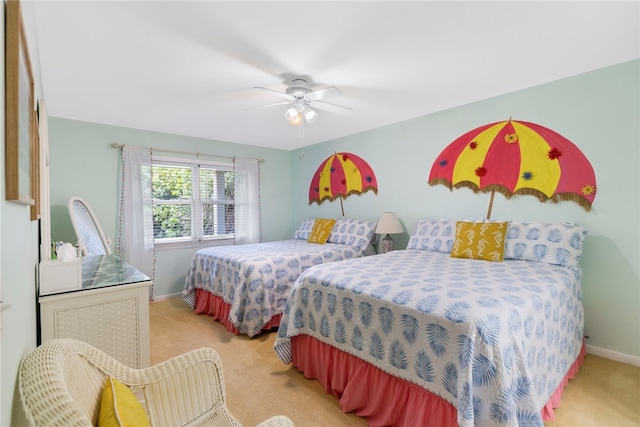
[151,155,235,251]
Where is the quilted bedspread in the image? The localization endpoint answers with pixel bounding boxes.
[183,240,364,337]
[274,250,584,427]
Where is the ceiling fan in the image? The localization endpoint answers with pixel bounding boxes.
[251,78,353,125]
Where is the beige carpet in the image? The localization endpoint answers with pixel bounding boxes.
[150,297,640,427]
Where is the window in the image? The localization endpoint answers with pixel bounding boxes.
[151,157,234,245]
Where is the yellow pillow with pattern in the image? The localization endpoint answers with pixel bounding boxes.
[307,218,337,244]
[99,377,150,427]
[451,221,507,262]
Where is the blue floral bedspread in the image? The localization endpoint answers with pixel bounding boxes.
[182,240,364,337]
[274,250,584,427]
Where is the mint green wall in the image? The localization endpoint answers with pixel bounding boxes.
[290,60,640,359]
[47,119,292,297]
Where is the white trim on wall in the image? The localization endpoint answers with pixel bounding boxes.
[586,344,640,367]
[151,292,182,302]
[39,99,51,261]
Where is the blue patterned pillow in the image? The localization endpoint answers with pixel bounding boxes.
[406,218,455,253]
[327,217,377,252]
[504,222,588,269]
[293,219,316,240]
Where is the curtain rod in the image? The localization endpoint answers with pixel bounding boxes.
[111,143,265,163]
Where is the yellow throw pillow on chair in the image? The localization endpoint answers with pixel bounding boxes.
[99,377,150,427]
[307,218,337,244]
[451,221,507,262]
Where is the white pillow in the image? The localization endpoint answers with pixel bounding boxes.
[293,219,316,240]
[406,218,455,253]
[504,221,588,270]
[327,217,377,252]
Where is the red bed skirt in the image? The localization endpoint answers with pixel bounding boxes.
[194,288,282,335]
[291,334,586,427]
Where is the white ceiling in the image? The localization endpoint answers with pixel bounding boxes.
[32,1,639,151]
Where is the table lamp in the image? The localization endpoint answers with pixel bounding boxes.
[375,212,404,253]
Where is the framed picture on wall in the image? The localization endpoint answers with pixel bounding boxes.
[5,0,37,208]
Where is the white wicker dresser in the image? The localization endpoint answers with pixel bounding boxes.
[39,255,151,368]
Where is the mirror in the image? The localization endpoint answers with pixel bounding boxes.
[68,196,112,256]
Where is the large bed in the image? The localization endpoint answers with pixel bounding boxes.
[182,217,376,337]
[274,219,588,426]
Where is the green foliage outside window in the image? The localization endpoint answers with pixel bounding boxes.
[151,164,234,240]
[153,166,191,200]
[152,165,191,238]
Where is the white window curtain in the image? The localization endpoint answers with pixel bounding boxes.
[119,145,156,297]
[233,157,262,245]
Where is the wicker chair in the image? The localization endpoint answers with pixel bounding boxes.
[19,338,294,427]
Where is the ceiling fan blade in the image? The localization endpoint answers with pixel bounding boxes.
[309,101,353,115]
[253,86,294,101]
[306,86,342,101]
[246,101,292,112]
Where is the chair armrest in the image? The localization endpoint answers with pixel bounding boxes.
[256,415,295,427]
[135,349,294,426]
[133,347,242,426]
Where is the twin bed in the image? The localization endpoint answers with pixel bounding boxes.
[185,217,588,426]
[182,217,377,337]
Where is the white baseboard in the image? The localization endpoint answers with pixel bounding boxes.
[586,344,640,367]
[151,292,182,302]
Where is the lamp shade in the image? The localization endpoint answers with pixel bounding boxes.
[375,212,404,235]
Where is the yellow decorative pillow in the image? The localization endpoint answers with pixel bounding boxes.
[307,218,337,244]
[99,377,150,427]
[451,221,507,262]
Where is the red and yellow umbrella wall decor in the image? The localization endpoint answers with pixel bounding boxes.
[428,119,596,219]
[309,152,378,216]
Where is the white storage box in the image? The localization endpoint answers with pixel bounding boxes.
[39,258,82,295]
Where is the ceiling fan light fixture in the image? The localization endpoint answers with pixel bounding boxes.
[303,107,317,123]
[285,107,300,124]
[253,76,350,126]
